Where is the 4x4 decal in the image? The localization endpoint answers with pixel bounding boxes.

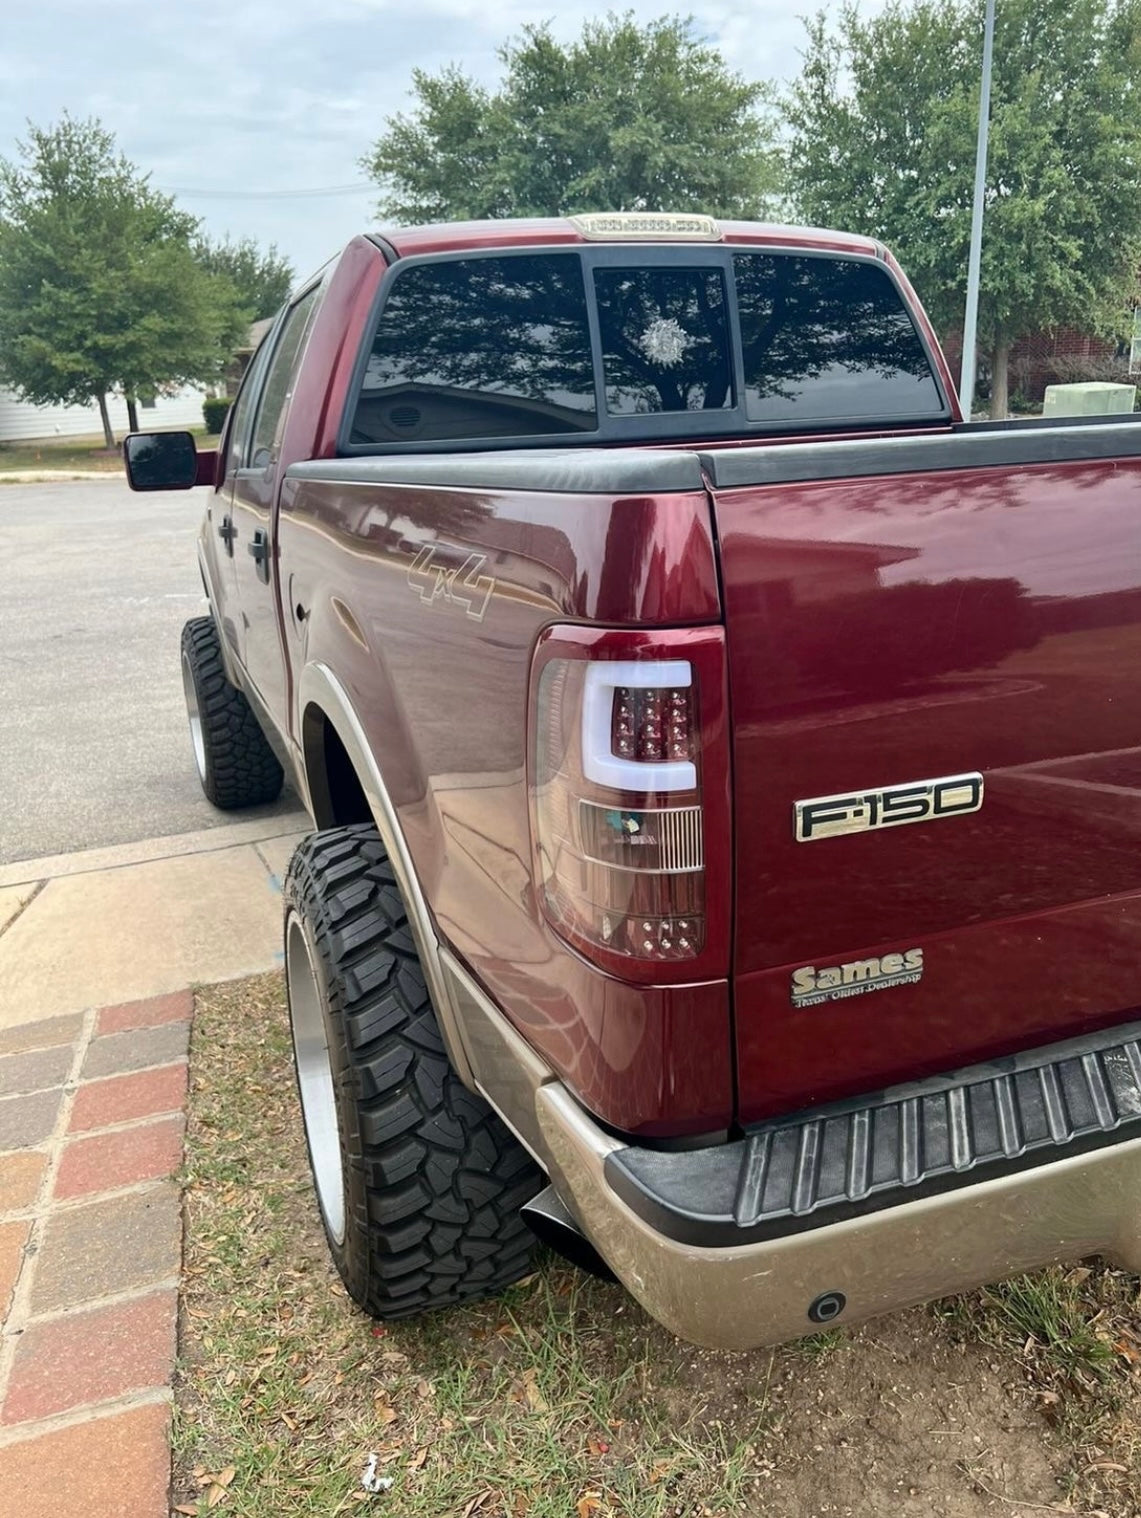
[406,545,495,622]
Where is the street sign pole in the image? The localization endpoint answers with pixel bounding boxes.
[959,0,996,418]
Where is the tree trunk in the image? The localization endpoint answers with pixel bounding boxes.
[96,392,115,449]
[125,392,139,433]
[989,331,1011,420]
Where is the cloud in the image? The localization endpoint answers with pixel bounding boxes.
[0,0,884,276]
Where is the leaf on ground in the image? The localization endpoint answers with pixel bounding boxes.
[407,1447,429,1471]
[461,1492,492,1518]
[576,1491,602,1518]
[375,1402,398,1425]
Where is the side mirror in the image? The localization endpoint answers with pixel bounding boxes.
[123,430,199,491]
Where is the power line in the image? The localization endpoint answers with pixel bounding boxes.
[160,182,373,201]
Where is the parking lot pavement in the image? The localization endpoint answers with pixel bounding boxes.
[0,478,305,866]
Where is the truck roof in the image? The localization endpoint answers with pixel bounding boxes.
[376,217,886,262]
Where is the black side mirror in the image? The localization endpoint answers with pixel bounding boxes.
[123,431,199,491]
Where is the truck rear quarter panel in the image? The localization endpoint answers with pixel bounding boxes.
[277,473,734,1136]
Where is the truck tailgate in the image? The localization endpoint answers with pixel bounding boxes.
[704,425,1141,1122]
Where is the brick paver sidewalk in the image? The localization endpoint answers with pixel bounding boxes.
[0,991,192,1517]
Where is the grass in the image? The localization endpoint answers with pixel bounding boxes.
[176,974,772,1518]
[944,1262,1141,1510]
[178,973,1141,1517]
[0,425,218,474]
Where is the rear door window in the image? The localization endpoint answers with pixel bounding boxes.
[593,267,733,415]
[249,286,321,468]
[733,253,944,425]
[351,254,597,444]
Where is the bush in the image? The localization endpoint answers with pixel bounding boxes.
[1040,355,1139,409]
[203,395,232,434]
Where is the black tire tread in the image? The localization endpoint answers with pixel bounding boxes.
[181,616,283,808]
[285,824,541,1319]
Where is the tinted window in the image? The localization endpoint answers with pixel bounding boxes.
[250,287,320,466]
[352,255,596,443]
[224,328,274,477]
[594,267,732,415]
[733,254,943,424]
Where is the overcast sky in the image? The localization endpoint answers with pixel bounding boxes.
[1,1,883,282]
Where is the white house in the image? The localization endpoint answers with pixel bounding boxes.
[0,384,207,444]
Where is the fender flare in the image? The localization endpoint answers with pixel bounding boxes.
[297,661,476,1089]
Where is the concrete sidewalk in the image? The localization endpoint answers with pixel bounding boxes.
[0,815,309,1030]
[0,815,308,1514]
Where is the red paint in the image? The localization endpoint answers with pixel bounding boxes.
[712,457,1141,1121]
[278,477,733,1134]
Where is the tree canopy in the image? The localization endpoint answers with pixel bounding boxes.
[195,234,294,322]
[363,13,781,223]
[0,116,247,444]
[783,0,1141,414]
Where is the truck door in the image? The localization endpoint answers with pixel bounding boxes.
[230,284,321,717]
[204,327,275,667]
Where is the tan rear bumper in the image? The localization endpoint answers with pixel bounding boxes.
[537,1082,1141,1350]
[442,944,1141,1351]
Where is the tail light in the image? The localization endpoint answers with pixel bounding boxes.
[529,626,730,985]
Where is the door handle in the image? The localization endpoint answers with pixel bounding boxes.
[247,529,271,585]
[217,515,236,555]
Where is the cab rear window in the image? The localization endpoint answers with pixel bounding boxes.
[733,253,945,424]
[350,254,597,444]
[348,247,946,448]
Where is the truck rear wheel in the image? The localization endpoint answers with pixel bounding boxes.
[180,616,283,809]
[283,823,542,1319]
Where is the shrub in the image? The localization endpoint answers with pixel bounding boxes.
[203,395,232,434]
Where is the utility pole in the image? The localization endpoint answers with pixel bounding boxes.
[958,0,996,418]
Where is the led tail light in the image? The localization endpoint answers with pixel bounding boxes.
[529,627,730,984]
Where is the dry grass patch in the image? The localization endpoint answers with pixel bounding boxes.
[178,973,1141,1517]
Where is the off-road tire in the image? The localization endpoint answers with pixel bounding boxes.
[284,824,542,1319]
[180,616,283,809]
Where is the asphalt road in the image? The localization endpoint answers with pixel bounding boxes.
[0,478,304,865]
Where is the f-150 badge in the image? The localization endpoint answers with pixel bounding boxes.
[792,949,924,1008]
[794,772,983,842]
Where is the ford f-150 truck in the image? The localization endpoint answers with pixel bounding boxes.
[125,212,1141,1348]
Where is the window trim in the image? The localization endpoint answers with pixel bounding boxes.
[338,242,953,457]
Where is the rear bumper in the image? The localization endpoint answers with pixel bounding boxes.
[539,1084,1141,1349]
[443,945,1141,1349]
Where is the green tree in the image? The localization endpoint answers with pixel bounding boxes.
[363,13,781,223]
[783,0,1141,415]
[0,116,246,446]
[195,234,294,321]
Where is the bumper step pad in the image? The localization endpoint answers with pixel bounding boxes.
[605,1023,1141,1247]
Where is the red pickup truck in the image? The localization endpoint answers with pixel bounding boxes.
[126,213,1141,1348]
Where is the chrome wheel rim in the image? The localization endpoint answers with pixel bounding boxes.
[286,913,346,1245]
[181,652,207,783]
